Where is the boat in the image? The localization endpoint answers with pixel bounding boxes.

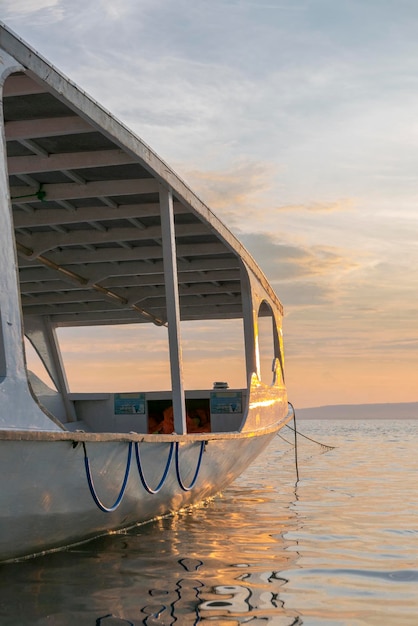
[0,21,291,562]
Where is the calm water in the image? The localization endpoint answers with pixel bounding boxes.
[1,420,418,625]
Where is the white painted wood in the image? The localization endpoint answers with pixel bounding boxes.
[102,268,241,287]
[18,271,240,294]
[13,202,187,228]
[21,289,240,309]
[5,116,92,140]
[18,259,240,285]
[10,178,159,203]
[2,74,46,97]
[17,222,210,259]
[7,149,135,175]
[17,242,227,266]
[19,139,49,157]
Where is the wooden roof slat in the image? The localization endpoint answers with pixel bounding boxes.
[17,242,230,267]
[10,178,159,204]
[21,280,241,306]
[5,116,93,141]
[3,74,47,97]
[35,305,243,325]
[18,261,240,288]
[17,222,211,259]
[19,270,241,294]
[7,149,135,175]
[13,203,189,228]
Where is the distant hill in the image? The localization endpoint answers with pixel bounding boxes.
[296,402,418,420]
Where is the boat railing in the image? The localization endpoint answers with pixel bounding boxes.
[67,389,246,434]
[28,374,247,435]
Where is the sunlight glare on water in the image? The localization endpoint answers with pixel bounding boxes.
[0,420,418,625]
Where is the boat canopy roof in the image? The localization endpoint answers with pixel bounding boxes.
[0,22,282,328]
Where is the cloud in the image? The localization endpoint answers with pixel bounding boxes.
[278,281,335,308]
[1,0,63,22]
[1,0,59,13]
[176,162,357,243]
[179,160,277,227]
[7,0,418,213]
[1,0,148,22]
[275,199,355,213]
[181,161,274,208]
[239,232,359,283]
[292,244,360,277]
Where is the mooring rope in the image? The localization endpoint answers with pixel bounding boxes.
[82,441,132,513]
[282,403,336,482]
[175,441,205,492]
[288,402,299,482]
[277,432,294,445]
[135,441,174,494]
[285,422,335,451]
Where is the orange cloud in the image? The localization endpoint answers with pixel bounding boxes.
[292,244,360,277]
[180,159,277,225]
[275,199,355,212]
[239,232,360,284]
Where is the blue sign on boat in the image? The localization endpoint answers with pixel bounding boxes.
[114,393,146,415]
[210,391,242,414]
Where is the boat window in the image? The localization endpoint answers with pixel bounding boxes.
[24,337,58,391]
[56,324,171,392]
[257,300,282,385]
[180,319,246,390]
[54,319,245,394]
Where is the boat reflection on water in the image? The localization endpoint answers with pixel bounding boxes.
[199,570,294,622]
[95,557,301,625]
[198,577,302,625]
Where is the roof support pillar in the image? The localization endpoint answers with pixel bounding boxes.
[240,263,257,387]
[0,54,27,385]
[159,185,187,434]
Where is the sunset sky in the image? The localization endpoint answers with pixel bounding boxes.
[2,0,418,408]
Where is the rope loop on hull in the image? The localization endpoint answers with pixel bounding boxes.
[82,441,133,513]
[175,441,205,492]
[83,440,205,511]
[134,441,174,494]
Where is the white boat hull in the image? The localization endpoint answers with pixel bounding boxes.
[0,428,280,561]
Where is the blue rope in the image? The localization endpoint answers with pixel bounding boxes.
[134,441,174,494]
[83,439,205,511]
[175,441,205,492]
[83,442,132,513]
